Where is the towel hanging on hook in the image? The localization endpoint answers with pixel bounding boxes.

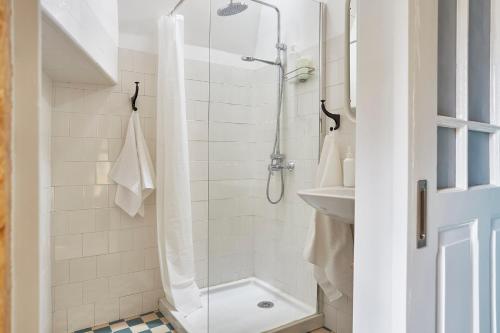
[131,82,140,111]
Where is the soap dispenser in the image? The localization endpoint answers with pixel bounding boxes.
[343,146,355,187]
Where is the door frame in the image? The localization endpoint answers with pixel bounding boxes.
[0,0,11,331]
[10,0,43,332]
[353,0,410,332]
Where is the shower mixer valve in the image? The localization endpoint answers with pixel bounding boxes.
[268,154,295,172]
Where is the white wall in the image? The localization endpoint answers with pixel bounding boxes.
[41,73,54,333]
[48,1,356,332]
[51,49,161,333]
[353,0,409,332]
[41,0,119,82]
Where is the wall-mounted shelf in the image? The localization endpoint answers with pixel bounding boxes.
[284,66,315,82]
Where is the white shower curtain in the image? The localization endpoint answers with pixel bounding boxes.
[156,15,201,315]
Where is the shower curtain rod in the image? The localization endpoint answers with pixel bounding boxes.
[169,0,186,15]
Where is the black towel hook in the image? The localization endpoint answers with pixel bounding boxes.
[131,82,140,111]
[321,99,340,131]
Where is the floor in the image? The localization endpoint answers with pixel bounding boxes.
[161,278,317,333]
[74,278,331,333]
[73,310,332,333]
[74,311,174,333]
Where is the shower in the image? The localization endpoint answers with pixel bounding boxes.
[218,0,293,204]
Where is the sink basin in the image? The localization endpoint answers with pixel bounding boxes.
[297,186,355,223]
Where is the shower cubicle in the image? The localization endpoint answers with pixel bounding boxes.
[158,0,327,331]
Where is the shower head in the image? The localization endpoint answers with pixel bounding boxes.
[241,56,255,62]
[217,1,248,16]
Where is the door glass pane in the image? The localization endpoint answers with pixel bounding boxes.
[438,0,457,118]
[468,130,490,186]
[437,127,457,189]
[468,0,491,123]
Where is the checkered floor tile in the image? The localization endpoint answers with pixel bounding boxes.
[74,311,175,333]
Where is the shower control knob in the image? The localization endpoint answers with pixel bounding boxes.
[286,161,295,171]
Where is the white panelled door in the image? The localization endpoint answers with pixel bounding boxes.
[409,0,500,332]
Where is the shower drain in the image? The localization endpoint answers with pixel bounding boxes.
[257,301,275,309]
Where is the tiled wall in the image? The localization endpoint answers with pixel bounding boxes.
[48,44,354,332]
[50,49,162,333]
[252,48,319,308]
[184,58,257,288]
[207,62,256,286]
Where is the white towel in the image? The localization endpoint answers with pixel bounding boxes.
[303,132,354,302]
[109,112,155,217]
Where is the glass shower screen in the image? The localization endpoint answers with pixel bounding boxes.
[207,0,322,332]
[169,0,323,331]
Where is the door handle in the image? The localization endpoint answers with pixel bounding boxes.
[417,180,427,249]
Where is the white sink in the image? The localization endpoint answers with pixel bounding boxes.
[297,186,355,223]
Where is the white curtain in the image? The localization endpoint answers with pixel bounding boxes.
[156,14,201,315]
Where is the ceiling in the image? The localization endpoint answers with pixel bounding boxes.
[118,0,262,55]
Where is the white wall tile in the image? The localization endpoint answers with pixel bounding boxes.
[52,309,68,333]
[85,185,109,208]
[70,257,97,282]
[52,211,68,236]
[52,260,69,286]
[83,231,109,256]
[52,112,70,137]
[119,294,143,319]
[144,248,159,269]
[67,304,94,332]
[109,270,154,298]
[69,113,100,137]
[96,162,113,184]
[85,89,111,115]
[118,49,134,71]
[54,87,85,113]
[95,208,121,231]
[144,74,157,97]
[97,253,121,278]
[109,229,134,253]
[54,234,83,260]
[94,298,120,326]
[54,186,86,211]
[97,115,122,139]
[83,278,109,303]
[120,250,145,273]
[142,289,163,313]
[132,227,155,249]
[133,52,157,74]
[53,162,95,186]
[68,210,96,234]
[54,282,83,310]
